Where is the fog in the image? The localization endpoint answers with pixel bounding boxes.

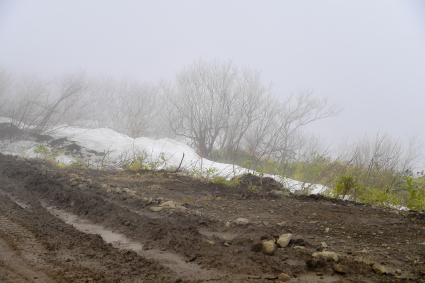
[1,0,425,162]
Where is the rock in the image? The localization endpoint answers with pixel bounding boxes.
[262,239,277,255]
[153,197,164,204]
[234,218,250,225]
[225,221,231,227]
[372,263,390,275]
[149,184,162,190]
[77,184,86,190]
[277,272,291,282]
[142,197,153,204]
[333,263,347,274]
[149,206,163,212]
[251,242,262,252]
[312,251,339,262]
[325,227,330,233]
[277,233,292,248]
[122,188,137,197]
[277,221,287,227]
[290,237,309,247]
[293,245,305,250]
[176,205,187,211]
[269,190,285,198]
[160,200,177,209]
[321,242,328,248]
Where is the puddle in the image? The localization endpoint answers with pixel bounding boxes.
[45,206,221,281]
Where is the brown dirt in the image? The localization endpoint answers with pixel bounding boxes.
[0,154,424,282]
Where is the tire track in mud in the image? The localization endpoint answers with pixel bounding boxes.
[0,215,52,283]
[0,169,232,282]
[43,204,226,282]
[2,154,425,282]
[0,176,177,282]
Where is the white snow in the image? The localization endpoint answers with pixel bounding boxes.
[50,126,328,193]
[0,120,328,194]
[0,140,39,158]
[0,117,13,124]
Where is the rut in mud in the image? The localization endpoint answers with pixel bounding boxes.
[0,153,424,282]
[45,206,221,281]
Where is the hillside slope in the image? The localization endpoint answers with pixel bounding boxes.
[0,154,424,282]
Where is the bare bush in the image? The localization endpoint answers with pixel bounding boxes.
[245,93,336,169]
[35,75,87,133]
[2,74,86,133]
[167,61,335,162]
[1,62,336,170]
[6,77,47,130]
[218,70,269,156]
[168,61,238,157]
[114,82,159,137]
[0,70,11,114]
[343,134,419,191]
[77,79,161,138]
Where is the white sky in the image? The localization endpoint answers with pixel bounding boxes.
[1,0,425,160]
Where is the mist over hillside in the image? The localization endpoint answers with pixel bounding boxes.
[0,1,424,282]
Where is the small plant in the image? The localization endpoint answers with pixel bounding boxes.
[204,167,218,179]
[247,184,259,194]
[34,144,51,158]
[145,152,168,171]
[406,176,425,211]
[70,159,87,169]
[55,161,68,169]
[357,186,400,206]
[34,144,64,162]
[126,159,144,172]
[333,175,356,199]
[124,151,150,172]
[210,176,240,188]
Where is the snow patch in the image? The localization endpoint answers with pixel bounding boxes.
[0,122,328,194]
[51,126,328,194]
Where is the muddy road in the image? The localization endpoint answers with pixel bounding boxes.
[0,154,424,282]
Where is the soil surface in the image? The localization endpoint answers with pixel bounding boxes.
[0,153,424,282]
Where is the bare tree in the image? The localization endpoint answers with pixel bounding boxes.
[0,70,10,114]
[245,92,336,169]
[168,60,237,157]
[218,70,268,156]
[168,61,335,163]
[341,134,420,192]
[3,74,86,133]
[6,77,47,130]
[34,75,87,133]
[116,82,159,137]
[85,79,160,137]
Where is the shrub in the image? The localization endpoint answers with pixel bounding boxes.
[333,175,357,198]
[406,176,425,211]
[34,144,51,158]
[126,159,145,172]
[210,176,240,188]
[356,186,401,206]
